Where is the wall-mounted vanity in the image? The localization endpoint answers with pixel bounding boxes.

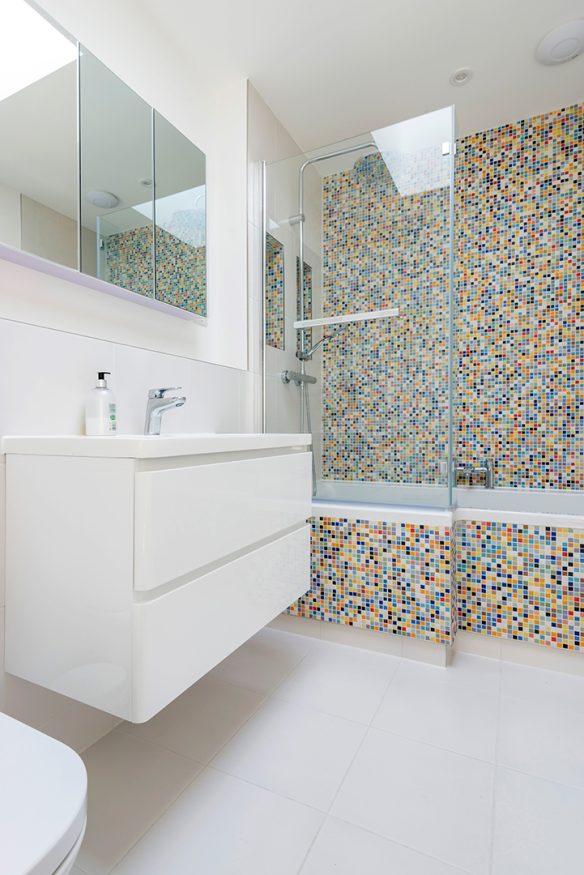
[3,434,312,722]
[0,0,206,318]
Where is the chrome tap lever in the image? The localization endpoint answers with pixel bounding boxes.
[148,387,181,399]
[144,387,186,435]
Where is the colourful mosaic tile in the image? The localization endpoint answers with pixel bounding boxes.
[457,520,583,650]
[455,103,583,490]
[265,233,285,349]
[321,153,450,484]
[289,516,455,645]
[319,104,583,490]
[105,225,207,316]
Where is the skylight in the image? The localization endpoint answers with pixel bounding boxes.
[0,0,76,104]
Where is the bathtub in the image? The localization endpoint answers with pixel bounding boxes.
[316,479,584,521]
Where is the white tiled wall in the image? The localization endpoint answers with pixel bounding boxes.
[0,316,250,751]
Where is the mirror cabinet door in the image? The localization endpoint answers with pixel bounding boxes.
[0,0,78,267]
[0,5,207,318]
[79,47,154,298]
[153,112,206,316]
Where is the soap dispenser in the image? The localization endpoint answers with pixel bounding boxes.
[85,371,117,435]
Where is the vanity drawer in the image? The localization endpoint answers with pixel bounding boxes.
[131,524,310,722]
[134,451,312,591]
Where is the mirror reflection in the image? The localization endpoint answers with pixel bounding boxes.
[153,112,207,316]
[0,3,207,318]
[0,0,77,268]
[79,47,154,296]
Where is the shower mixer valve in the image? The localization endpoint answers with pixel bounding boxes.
[455,459,494,489]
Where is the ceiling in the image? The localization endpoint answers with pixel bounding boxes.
[143,0,584,150]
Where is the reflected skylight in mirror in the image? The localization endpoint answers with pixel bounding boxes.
[0,0,76,103]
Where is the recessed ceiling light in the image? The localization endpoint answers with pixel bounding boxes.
[85,190,119,209]
[449,67,473,87]
[536,20,584,65]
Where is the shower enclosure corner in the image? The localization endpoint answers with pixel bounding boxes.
[262,105,456,510]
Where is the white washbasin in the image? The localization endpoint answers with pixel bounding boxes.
[1,433,312,458]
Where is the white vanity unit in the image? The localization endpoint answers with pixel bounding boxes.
[3,434,312,722]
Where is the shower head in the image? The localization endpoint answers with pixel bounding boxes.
[353,151,395,192]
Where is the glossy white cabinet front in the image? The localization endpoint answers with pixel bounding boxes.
[4,437,311,722]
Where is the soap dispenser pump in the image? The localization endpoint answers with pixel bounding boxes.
[85,371,117,436]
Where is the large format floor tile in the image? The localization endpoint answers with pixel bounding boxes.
[110,768,323,875]
[500,662,584,714]
[492,767,584,874]
[300,817,471,875]
[78,730,202,875]
[208,627,315,693]
[498,694,584,787]
[211,696,367,810]
[117,674,264,764]
[373,654,500,761]
[275,640,400,724]
[332,729,494,875]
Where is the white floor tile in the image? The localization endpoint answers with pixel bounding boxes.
[373,654,500,761]
[492,767,583,874]
[78,730,202,875]
[332,729,494,875]
[275,640,400,724]
[500,661,584,714]
[498,694,584,787]
[300,817,470,875]
[209,628,315,693]
[117,674,264,764]
[110,768,323,875]
[212,696,367,810]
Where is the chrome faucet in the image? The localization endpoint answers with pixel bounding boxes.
[472,459,494,489]
[144,387,186,435]
[454,458,494,488]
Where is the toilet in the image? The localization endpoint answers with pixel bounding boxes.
[0,713,87,875]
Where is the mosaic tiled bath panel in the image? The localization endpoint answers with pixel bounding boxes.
[289,515,455,645]
[457,520,583,650]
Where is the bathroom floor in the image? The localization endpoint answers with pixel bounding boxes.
[71,627,584,875]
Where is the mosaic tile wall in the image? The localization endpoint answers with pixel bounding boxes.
[456,103,583,490]
[265,233,285,349]
[457,520,583,650]
[105,225,207,316]
[289,516,455,645]
[296,257,313,355]
[320,103,583,490]
[321,154,450,484]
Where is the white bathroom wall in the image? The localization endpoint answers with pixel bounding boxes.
[247,84,323,460]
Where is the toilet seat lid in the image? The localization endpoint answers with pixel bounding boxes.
[0,713,87,875]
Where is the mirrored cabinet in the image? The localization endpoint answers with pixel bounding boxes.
[0,0,206,318]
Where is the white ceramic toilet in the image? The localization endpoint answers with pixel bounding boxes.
[0,712,87,875]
